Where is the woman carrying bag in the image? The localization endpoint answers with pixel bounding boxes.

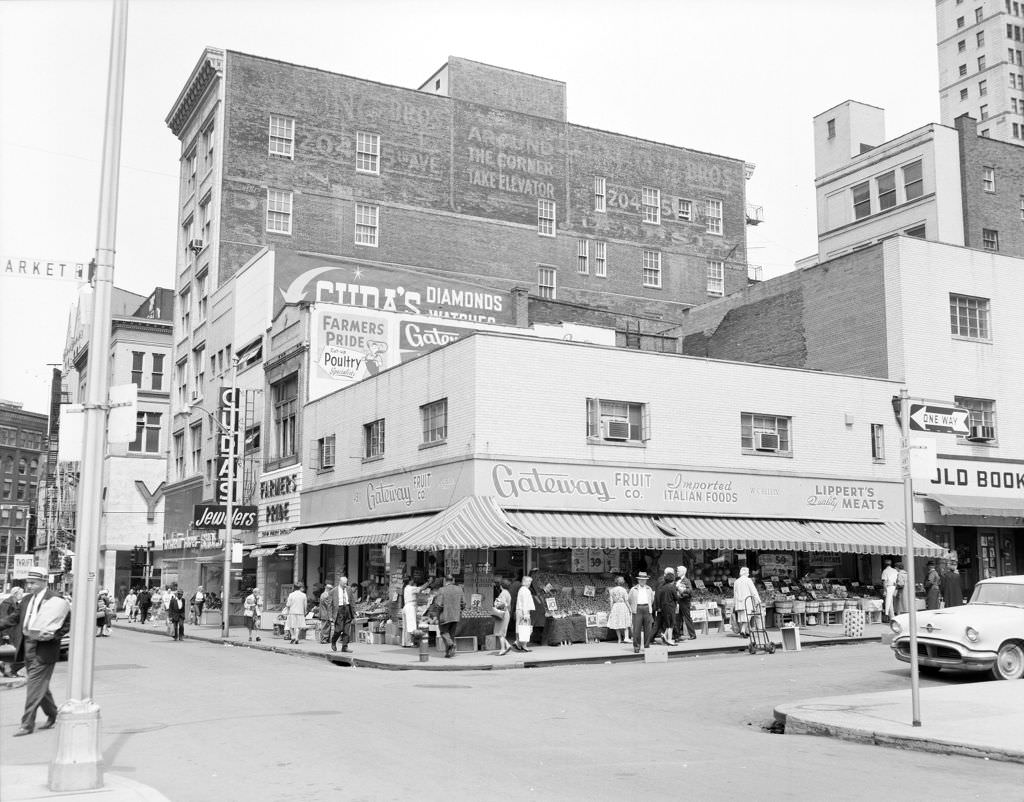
[513,575,535,653]
[491,579,512,656]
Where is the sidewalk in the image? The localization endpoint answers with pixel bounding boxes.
[775,681,1024,764]
[0,766,171,802]
[111,617,882,670]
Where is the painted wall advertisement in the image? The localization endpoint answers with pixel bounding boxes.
[258,465,302,542]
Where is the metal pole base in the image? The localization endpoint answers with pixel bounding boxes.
[48,699,104,792]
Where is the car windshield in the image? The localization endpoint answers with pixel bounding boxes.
[969,582,1024,608]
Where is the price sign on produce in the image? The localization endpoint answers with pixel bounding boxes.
[583,585,596,597]
[695,580,706,589]
[781,586,790,593]
[545,597,558,612]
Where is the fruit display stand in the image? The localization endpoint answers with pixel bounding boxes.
[531,572,615,645]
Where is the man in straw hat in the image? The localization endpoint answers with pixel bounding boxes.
[3,567,71,736]
[627,572,655,653]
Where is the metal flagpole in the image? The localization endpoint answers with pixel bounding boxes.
[900,388,923,726]
[50,0,128,790]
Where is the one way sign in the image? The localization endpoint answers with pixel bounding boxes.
[909,403,970,434]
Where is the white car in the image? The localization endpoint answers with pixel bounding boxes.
[890,575,1024,680]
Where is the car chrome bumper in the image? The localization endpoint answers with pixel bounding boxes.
[891,637,997,671]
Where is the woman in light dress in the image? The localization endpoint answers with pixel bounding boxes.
[402,576,430,646]
[607,576,631,644]
[283,583,308,644]
[514,575,535,652]
[492,578,512,656]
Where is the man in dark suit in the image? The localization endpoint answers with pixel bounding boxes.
[4,568,71,736]
[325,577,355,653]
[434,574,465,658]
[168,590,187,640]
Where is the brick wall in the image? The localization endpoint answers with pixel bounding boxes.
[956,115,1024,257]
[447,57,566,121]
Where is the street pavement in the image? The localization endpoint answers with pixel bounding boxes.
[2,625,1022,801]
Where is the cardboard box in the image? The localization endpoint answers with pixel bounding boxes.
[454,636,478,652]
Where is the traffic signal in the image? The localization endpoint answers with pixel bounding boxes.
[130,546,144,566]
[63,555,73,573]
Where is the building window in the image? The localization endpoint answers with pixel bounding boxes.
[319,434,336,469]
[189,422,202,474]
[642,250,662,288]
[976,6,983,22]
[537,266,556,299]
[706,260,724,296]
[1,480,9,499]
[192,345,205,399]
[128,412,159,453]
[904,224,926,238]
[978,79,987,96]
[363,420,385,459]
[178,288,191,337]
[420,399,447,445]
[957,16,965,27]
[266,189,293,234]
[577,239,589,274]
[852,181,871,219]
[676,198,692,221]
[16,480,26,500]
[877,171,897,210]
[871,423,885,462]
[959,64,968,76]
[17,458,26,475]
[982,166,996,192]
[268,115,295,159]
[196,269,209,322]
[355,132,380,174]
[131,351,144,388]
[741,413,792,455]
[586,398,648,443]
[982,228,999,250]
[354,203,379,246]
[594,241,607,277]
[173,431,184,479]
[1019,195,1024,220]
[199,195,212,245]
[960,87,969,100]
[958,39,967,52]
[594,177,606,212]
[202,122,215,172]
[272,375,298,459]
[826,118,836,138]
[955,396,996,441]
[182,216,195,264]
[949,293,990,339]
[185,150,197,196]
[980,103,989,119]
[977,30,986,46]
[538,199,556,236]
[175,359,188,408]
[705,199,723,234]
[642,187,661,224]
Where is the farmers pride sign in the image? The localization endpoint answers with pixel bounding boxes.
[273,250,512,324]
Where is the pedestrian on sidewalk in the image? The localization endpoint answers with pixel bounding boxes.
[894,562,909,615]
[514,575,535,652]
[881,558,898,622]
[0,586,25,677]
[940,561,964,608]
[606,577,631,644]
[654,568,678,645]
[676,566,697,640]
[190,586,206,625]
[283,583,308,645]
[123,588,138,622]
[95,592,113,637]
[5,568,71,736]
[317,583,334,644]
[137,587,152,625]
[528,568,548,646]
[401,576,429,647]
[243,587,262,642]
[732,567,759,637]
[627,572,655,653]
[326,578,355,652]
[924,562,941,610]
[491,578,512,656]
[435,574,465,658]
[168,589,187,641]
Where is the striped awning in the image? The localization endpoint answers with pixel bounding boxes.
[507,511,679,549]
[656,516,946,558]
[926,494,1024,519]
[390,497,531,550]
[281,516,431,547]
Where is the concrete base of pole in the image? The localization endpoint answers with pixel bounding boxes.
[48,699,104,792]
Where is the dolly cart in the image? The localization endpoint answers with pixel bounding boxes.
[744,596,775,655]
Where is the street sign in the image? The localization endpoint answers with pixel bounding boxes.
[908,403,969,434]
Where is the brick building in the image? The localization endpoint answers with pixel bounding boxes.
[808,101,1024,262]
[672,236,1024,590]
[1,400,47,585]
[160,50,761,613]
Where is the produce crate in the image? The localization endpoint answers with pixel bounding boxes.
[454,636,478,652]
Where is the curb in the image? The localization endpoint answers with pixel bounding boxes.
[112,622,880,672]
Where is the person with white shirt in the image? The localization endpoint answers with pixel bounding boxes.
[881,558,898,622]
[627,572,656,653]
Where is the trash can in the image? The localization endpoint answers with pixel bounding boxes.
[780,625,801,651]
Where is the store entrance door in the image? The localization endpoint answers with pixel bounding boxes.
[953,528,977,595]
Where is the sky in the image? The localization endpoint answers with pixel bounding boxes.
[0,0,941,414]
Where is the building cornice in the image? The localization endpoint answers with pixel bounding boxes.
[166,48,224,137]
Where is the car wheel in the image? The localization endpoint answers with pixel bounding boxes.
[990,642,1024,681]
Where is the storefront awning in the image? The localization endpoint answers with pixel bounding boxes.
[656,517,947,558]
[507,511,679,549]
[390,496,531,550]
[247,546,279,557]
[279,516,431,547]
[926,494,1024,519]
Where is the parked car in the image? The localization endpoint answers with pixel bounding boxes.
[890,575,1024,680]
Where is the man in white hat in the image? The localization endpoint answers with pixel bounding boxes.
[627,572,655,653]
[3,568,71,736]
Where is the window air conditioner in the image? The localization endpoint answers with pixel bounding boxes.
[602,417,631,441]
[188,238,205,253]
[755,432,780,451]
[966,425,995,442]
